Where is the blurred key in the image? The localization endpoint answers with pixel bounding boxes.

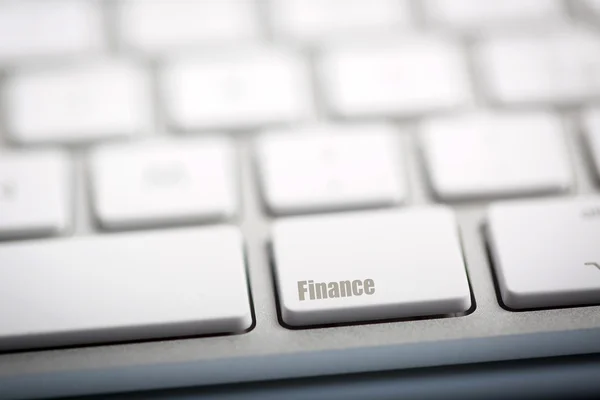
[256,124,406,215]
[0,0,104,64]
[421,112,571,201]
[162,50,312,131]
[477,30,600,106]
[319,38,471,118]
[90,138,238,230]
[584,109,600,181]
[0,150,71,239]
[424,0,564,31]
[270,0,411,43]
[488,197,600,309]
[118,0,259,53]
[4,61,151,144]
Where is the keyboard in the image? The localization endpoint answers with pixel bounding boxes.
[1,0,600,398]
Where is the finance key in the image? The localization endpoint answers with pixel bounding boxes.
[271,207,471,327]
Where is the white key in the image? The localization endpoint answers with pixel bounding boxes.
[4,61,151,144]
[584,109,600,181]
[162,50,312,131]
[0,150,70,239]
[270,0,411,43]
[0,226,252,351]
[256,124,406,215]
[488,197,600,310]
[118,0,259,53]
[477,31,600,106]
[319,38,471,118]
[0,0,104,64]
[424,0,564,31]
[272,207,471,326]
[421,112,572,201]
[90,138,237,230]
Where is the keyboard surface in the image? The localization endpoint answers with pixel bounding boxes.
[1,1,600,399]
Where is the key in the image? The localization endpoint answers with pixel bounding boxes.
[0,150,70,239]
[421,112,572,201]
[256,124,406,215]
[0,226,252,351]
[162,50,312,131]
[270,0,411,43]
[424,0,564,31]
[118,0,259,53]
[4,61,151,144]
[487,197,600,310]
[0,0,103,64]
[319,38,471,118]
[584,109,600,181]
[89,138,238,230]
[272,207,471,326]
[477,30,600,106]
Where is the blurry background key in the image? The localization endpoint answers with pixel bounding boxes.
[3,61,151,144]
[424,0,564,31]
[0,150,71,239]
[269,0,411,43]
[256,124,406,215]
[117,0,260,54]
[421,111,572,201]
[89,138,238,230]
[0,0,104,64]
[319,38,471,118]
[477,30,600,106]
[161,49,313,131]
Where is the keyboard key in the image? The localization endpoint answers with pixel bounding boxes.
[90,138,238,230]
[0,226,251,351]
[256,124,406,215]
[270,0,411,43]
[162,50,312,131]
[585,109,600,181]
[118,0,259,53]
[319,38,471,118]
[0,150,71,239]
[0,0,104,64]
[4,61,151,144]
[477,31,600,106]
[421,112,572,201]
[424,0,564,31]
[272,207,471,326]
[488,197,600,310]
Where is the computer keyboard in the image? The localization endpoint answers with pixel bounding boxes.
[0,1,600,399]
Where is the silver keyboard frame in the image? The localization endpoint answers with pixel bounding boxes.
[1,1,600,399]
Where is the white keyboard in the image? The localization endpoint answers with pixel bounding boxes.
[1,1,600,399]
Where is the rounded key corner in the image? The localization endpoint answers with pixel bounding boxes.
[233,310,255,334]
[497,286,531,311]
[457,292,475,315]
[279,307,305,329]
